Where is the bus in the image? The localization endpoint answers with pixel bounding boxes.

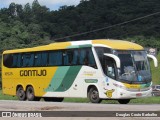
[2,39,158,104]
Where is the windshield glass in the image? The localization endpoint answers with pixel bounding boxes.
[117,50,151,83]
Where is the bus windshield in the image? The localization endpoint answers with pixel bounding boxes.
[117,50,151,83]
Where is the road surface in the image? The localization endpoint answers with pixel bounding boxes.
[0,100,159,120]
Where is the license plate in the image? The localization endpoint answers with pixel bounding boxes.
[136,93,142,97]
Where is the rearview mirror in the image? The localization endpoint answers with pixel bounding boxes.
[147,54,158,67]
[104,53,121,68]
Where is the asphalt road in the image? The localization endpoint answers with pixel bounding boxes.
[0,100,160,120]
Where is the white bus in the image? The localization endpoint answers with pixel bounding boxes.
[2,39,158,104]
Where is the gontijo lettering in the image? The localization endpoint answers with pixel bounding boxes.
[20,70,47,76]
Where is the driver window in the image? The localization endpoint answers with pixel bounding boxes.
[105,57,116,79]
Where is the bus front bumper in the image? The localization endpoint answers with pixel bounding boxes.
[115,87,152,99]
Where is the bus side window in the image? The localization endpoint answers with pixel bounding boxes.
[64,50,73,66]
[49,51,62,66]
[34,52,48,67]
[34,53,42,66]
[63,52,69,65]
[23,53,34,67]
[49,52,54,66]
[79,49,86,65]
[50,51,62,66]
[3,54,14,68]
[41,52,48,66]
[72,50,78,65]
[88,49,96,68]
[17,54,22,67]
[12,54,18,67]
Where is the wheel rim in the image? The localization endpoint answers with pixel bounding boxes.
[27,88,34,99]
[17,87,26,100]
[91,90,98,100]
[18,89,24,98]
[19,90,24,98]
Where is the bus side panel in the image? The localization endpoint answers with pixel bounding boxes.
[2,67,58,97]
[2,78,16,96]
[67,66,102,98]
[43,66,82,97]
[2,67,17,96]
[41,65,117,99]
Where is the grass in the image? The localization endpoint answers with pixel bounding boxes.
[1,89,160,104]
[150,53,160,85]
[64,97,160,104]
[0,90,17,100]
[130,97,160,104]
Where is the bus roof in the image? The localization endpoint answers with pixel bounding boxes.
[3,39,143,54]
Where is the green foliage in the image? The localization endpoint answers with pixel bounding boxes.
[150,53,160,85]
[0,0,159,49]
[0,90,17,100]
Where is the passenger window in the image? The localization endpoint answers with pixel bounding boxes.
[88,49,96,67]
[79,49,86,65]
[3,54,13,67]
[3,48,97,68]
[63,50,73,65]
[72,50,79,65]
[34,52,48,67]
[49,51,62,66]
[23,53,34,67]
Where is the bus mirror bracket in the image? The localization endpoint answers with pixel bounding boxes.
[147,54,158,67]
[104,53,121,68]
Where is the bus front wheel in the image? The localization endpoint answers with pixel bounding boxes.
[88,87,102,103]
[26,86,40,101]
[16,86,26,101]
[118,99,130,104]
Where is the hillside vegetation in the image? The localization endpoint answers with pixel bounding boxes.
[151,53,160,85]
[0,0,160,50]
[0,0,159,84]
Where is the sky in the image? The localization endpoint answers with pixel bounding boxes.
[0,0,81,10]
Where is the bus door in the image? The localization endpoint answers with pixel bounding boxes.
[103,55,119,98]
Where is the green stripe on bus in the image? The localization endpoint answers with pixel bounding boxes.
[67,44,92,49]
[56,66,82,91]
[67,45,79,49]
[79,44,92,48]
[45,66,70,91]
[45,66,82,92]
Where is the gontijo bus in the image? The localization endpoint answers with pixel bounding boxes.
[2,39,158,104]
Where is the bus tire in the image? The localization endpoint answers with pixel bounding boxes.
[26,86,40,101]
[44,97,64,102]
[16,86,26,101]
[118,99,130,104]
[88,87,102,103]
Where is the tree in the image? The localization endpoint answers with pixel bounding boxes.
[32,0,41,13]
[23,3,32,23]
[24,3,31,13]
[9,2,17,16]
[0,0,160,49]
